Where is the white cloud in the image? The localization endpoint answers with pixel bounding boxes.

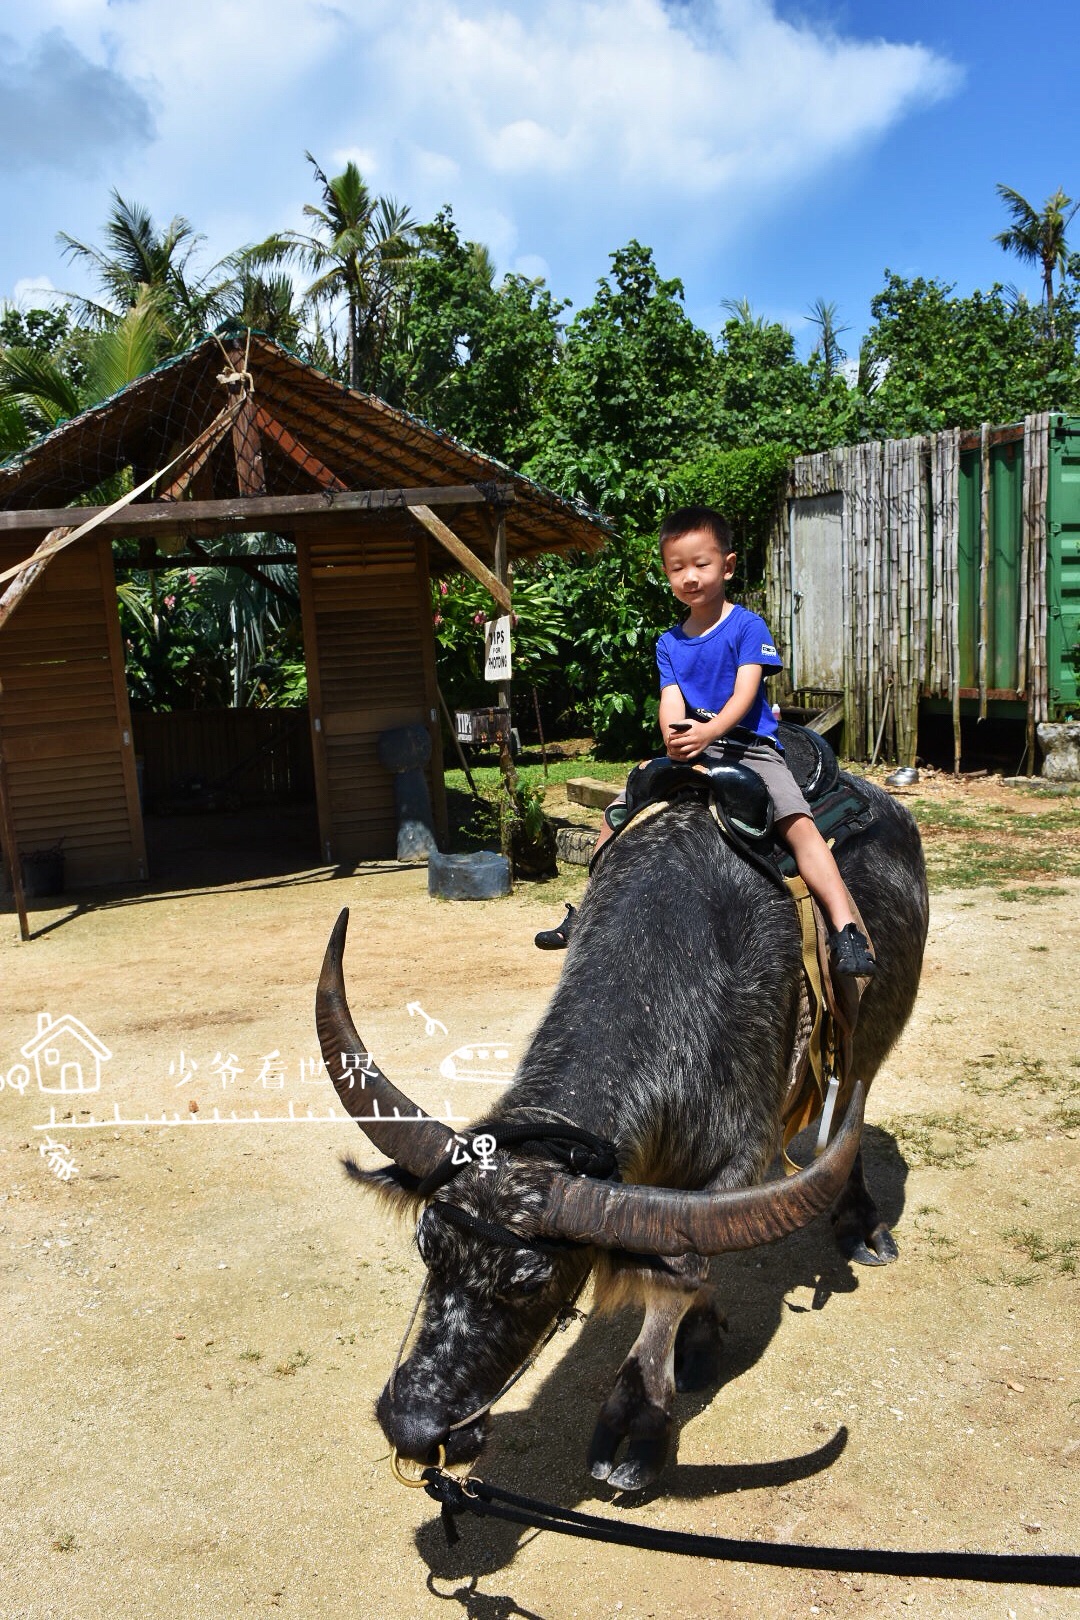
[0,0,960,310]
[10,276,63,307]
[332,146,381,177]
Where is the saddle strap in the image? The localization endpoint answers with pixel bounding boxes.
[781,876,875,1173]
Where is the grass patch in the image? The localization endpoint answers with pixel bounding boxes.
[980,1227,1078,1286]
[884,1110,1024,1168]
[911,1207,959,1263]
[51,1532,77,1553]
[238,1348,262,1363]
[910,799,1080,890]
[961,1049,1071,1100]
[273,1349,311,1378]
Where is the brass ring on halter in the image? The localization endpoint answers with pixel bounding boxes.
[390,1445,446,1487]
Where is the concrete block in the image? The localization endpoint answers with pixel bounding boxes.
[565,776,621,809]
[1038,722,1080,781]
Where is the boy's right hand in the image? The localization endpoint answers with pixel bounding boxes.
[666,718,712,760]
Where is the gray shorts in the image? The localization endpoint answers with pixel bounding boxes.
[605,739,812,828]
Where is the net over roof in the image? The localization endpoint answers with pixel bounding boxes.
[0,328,609,562]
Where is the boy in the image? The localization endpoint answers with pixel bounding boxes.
[536,505,876,976]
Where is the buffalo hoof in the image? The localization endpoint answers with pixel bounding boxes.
[836,1221,899,1266]
[587,1419,619,1482]
[587,1406,670,1491]
[674,1303,723,1392]
[606,1436,668,1493]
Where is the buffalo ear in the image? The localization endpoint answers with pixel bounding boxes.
[341,1158,425,1214]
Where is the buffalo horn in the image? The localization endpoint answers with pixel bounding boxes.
[534,1082,866,1256]
[316,909,452,1178]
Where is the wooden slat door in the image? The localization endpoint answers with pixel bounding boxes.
[0,535,146,886]
[297,521,444,863]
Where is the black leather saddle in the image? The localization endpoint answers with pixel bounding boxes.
[599,725,874,882]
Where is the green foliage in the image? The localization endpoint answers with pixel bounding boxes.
[863,272,1080,435]
[116,543,301,711]
[432,566,568,714]
[245,153,418,390]
[384,209,567,462]
[523,241,716,527]
[668,444,793,586]
[711,309,818,450]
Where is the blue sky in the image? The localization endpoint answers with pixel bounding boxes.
[1,0,1076,357]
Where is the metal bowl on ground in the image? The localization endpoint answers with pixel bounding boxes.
[886,766,920,787]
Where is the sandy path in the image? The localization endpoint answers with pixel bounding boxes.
[1,782,1077,1620]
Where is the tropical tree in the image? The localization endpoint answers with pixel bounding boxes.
[805,298,849,382]
[862,270,1080,433]
[994,184,1079,337]
[381,208,566,460]
[57,191,233,347]
[0,294,170,455]
[248,154,417,390]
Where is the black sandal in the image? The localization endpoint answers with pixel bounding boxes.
[534,903,576,950]
[829,923,876,977]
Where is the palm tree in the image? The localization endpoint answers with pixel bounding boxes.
[58,191,234,347]
[994,184,1079,337]
[720,296,767,330]
[0,294,173,460]
[247,154,418,389]
[805,298,849,381]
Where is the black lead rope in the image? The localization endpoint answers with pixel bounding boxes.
[420,1469,1079,1585]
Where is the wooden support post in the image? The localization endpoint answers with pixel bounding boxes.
[0,681,30,941]
[411,505,511,613]
[228,344,266,497]
[492,511,517,865]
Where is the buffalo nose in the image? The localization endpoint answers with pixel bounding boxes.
[377,1391,448,1461]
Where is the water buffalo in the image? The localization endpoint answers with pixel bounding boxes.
[316,777,927,1490]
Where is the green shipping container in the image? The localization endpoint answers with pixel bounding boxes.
[956,414,1080,719]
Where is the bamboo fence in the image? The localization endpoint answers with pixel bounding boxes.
[769,416,1051,767]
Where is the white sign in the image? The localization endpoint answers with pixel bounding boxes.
[484,615,512,682]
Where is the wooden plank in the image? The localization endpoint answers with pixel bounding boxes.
[0,680,30,939]
[410,530,447,847]
[295,533,334,863]
[254,408,347,491]
[410,505,511,612]
[958,423,1024,453]
[231,393,267,496]
[805,699,845,736]
[321,705,429,738]
[0,484,517,536]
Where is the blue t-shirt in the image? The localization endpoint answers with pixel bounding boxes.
[656,604,783,740]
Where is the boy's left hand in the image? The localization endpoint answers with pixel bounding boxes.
[666,719,714,760]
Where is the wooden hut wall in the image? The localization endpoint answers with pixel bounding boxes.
[296,515,446,863]
[0,535,145,885]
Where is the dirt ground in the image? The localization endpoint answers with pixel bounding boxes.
[1,771,1077,1620]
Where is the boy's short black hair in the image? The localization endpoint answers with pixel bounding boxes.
[659,505,734,555]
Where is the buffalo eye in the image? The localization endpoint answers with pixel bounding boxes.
[505,1253,553,1297]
